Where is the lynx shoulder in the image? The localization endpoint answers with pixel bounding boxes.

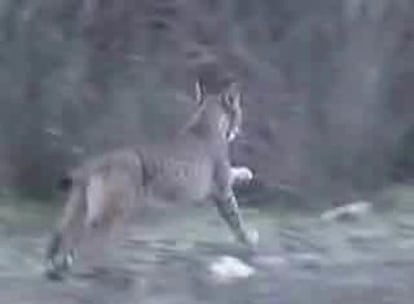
[45,81,257,279]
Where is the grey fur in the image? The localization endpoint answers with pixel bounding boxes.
[45,82,257,278]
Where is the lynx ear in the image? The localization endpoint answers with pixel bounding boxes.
[195,80,205,105]
[222,82,241,107]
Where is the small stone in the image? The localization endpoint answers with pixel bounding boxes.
[208,255,255,283]
[320,201,373,222]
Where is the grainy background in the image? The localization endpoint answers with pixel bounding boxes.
[0,0,412,203]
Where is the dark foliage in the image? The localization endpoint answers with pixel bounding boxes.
[0,0,413,203]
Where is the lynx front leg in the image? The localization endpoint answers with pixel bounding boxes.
[213,161,258,248]
[214,192,258,248]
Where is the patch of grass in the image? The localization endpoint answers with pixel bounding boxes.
[374,183,414,212]
[0,194,60,232]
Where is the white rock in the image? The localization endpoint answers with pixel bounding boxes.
[208,255,255,283]
[320,201,373,222]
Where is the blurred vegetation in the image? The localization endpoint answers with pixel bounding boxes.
[0,0,412,203]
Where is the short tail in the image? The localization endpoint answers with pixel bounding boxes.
[57,175,73,192]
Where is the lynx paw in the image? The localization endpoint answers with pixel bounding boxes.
[44,251,75,280]
[231,166,254,186]
[244,228,259,248]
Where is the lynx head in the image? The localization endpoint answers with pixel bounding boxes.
[194,80,243,142]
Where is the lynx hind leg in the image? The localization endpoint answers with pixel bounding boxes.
[83,172,135,239]
[45,171,135,279]
[45,185,86,279]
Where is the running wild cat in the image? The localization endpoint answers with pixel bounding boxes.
[45,81,258,278]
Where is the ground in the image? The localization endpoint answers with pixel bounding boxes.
[0,185,414,304]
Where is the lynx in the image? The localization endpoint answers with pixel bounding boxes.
[45,81,257,278]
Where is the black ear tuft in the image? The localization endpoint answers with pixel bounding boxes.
[195,79,205,105]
